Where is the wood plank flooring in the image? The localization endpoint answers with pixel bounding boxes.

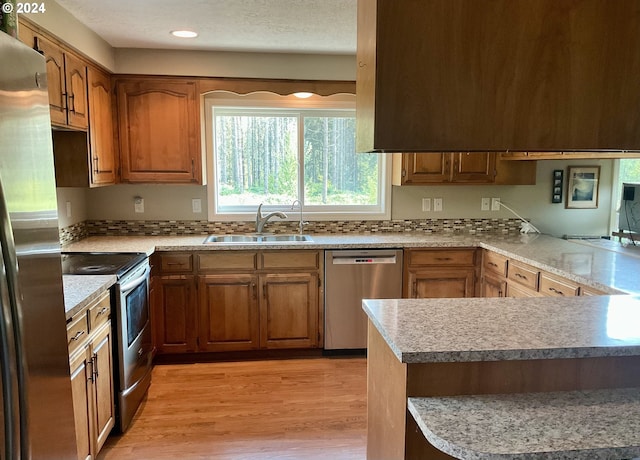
[98,357,367,460]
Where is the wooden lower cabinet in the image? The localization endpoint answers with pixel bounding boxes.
[260,273,319,349]
[407,268,476,298]
[481,272,507,298]
[152,250,322,354]
[404,248,478,298]
[153,276,198,353]
[67,291,115,460]
[198,274,260,352]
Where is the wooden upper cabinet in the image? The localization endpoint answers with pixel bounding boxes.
[32,34,88,130]
[392,152,534,185]
[87,67,116,185]
[116,78,202,183]
[357,0,640,153]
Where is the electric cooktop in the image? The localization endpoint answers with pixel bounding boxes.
[61,252,147,277]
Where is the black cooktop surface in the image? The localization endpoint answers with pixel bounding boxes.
[61,252,147,277]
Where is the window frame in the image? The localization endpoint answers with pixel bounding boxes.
[203,92,391,222]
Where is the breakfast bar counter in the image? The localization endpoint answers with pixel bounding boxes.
[362,296,640,460]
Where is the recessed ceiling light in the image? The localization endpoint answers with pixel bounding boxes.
[171,30,198,38]
[293,92,314,99]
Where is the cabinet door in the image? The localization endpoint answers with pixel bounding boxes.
[481,273,506,298]
[402,153,450,183]
[87,67,116,185]
[407,268,476,298]
[452,152,495,183]
[64,52,89,129]
[198,274,260,352]
[153,276,198,353]
[69,346,93,460]
[34,35,67,127]
[91,323,115,453]
[117,79,201,183]
[260,273,319,349]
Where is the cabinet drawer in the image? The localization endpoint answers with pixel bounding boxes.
[483,251,508,277]
[580,286,607,296]
[67,312,89,354]
[198,252,257,271]
[88,292,111,331]
[261,251,320,270]
[408,249,476,266]
[507,260,539,291]
[539,273,580,297]
[159,253,193,273]
[506,282,542,298]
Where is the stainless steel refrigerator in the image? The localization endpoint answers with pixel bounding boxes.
[0,31,77,459]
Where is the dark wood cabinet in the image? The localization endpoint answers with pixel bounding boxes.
[116,78,202,183]
[87,67,117,185]
[357,0,640,152]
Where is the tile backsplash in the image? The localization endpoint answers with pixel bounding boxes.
[60,218,524,244]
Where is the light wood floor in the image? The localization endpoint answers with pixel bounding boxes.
[98,357,367,460]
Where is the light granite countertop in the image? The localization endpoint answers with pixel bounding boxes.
[363,295,640,363]
[63,233,640,295]
[63,274,116,319]
[407,388,640,460]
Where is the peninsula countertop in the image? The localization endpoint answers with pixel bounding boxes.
[363,295,640,363]
[63,233,640,295]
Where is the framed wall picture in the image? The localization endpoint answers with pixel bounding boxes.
[566,166,600,209]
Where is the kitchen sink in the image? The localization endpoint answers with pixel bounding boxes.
[260,235,312,242]
[203,234,312,244]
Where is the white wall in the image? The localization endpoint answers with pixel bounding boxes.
[391,159,615,237]
[115,49,356,80]
[79,159,617,238]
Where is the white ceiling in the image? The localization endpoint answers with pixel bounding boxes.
[55,0,357,55]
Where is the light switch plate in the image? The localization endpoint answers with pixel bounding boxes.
[192,198,202,213]
[422,198,431,212]
[134,197,144,213]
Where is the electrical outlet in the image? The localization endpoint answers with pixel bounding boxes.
[134,197,144,213]
[422,198,431,212]
[481,197,490,211]
[192,198,202,213]
[491,197,501,211]
[433,198,443,212]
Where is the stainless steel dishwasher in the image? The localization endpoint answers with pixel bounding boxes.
[324,249,403,350]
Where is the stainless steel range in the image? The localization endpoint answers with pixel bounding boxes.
[61,252,153,432]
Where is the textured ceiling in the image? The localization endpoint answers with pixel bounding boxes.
[55,0,357,54]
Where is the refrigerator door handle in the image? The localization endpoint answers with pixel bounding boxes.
[0,181,30,460]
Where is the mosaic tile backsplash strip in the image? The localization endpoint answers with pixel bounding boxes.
[60,218,524,243]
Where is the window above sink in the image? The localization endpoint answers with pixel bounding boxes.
[203,92,391,222]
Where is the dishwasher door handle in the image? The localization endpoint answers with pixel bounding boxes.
[331,255,398,265]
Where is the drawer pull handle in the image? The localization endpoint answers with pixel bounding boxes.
[487,262,498,267]
[70,330,85,341]
[166,262,186,265]
[548,287,565,296]
[435,257,452,261]
[515,273,528,280]
[96,307,108,316]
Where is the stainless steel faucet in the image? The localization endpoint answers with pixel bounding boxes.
[255,203,287,233]
[291,200,307,235]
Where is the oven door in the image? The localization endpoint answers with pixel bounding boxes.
[116,261,153,392]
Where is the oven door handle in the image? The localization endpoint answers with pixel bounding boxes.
[120,265,150,294]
